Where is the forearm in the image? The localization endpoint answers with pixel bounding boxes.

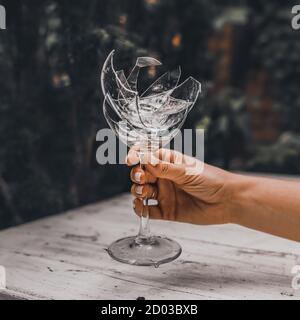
[229,174,300,242]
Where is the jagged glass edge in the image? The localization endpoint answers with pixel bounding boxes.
[127,56,162,92]
[170,76,201,104]
[141,66,181,97]
[101,50,144,127]
[101,50,137,101]
[101,50,201,133]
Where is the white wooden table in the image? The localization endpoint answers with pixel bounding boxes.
[0,193,300,300]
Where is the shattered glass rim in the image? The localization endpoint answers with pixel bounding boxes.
[100,49,201,147]
[101,49,201,102]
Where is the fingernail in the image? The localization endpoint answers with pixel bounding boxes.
[126,155,139,166]
[136,185,143,195]
[134,172,142,182]
[150,156,159,166]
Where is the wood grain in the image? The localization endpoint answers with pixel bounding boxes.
[0,193,299,300]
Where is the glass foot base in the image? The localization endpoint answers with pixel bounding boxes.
[107,235,182,267]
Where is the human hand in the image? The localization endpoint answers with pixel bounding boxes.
[127,148,236,225]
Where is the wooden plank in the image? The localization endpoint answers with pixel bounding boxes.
[0,193,300,300]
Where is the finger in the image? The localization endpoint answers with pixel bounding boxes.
[143,148,203,182]
[133,198,163,220]
[126,148,140,166]
[130,166,157,184]
[145,159,186,182]
[155,148,185,165]
[142,148,184,165]
[139,149,186,183]
[131,184,158,199]
[155,148,204,176]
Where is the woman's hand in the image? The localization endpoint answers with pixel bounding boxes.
[127,148,300,242]
[127,148,236,225]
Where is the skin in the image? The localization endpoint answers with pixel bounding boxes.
[127,148,300,243]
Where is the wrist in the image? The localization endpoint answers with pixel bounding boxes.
[226,173,257,225]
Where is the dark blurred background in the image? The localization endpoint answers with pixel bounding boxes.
[0,0,299,229]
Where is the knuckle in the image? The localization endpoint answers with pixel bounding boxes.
[161,163,169,174]
[130,184,136,194]
[130,168,135,181]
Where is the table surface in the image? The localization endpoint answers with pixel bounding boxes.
[0,193,300,300]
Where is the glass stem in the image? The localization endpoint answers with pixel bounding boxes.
[137,162,150,239]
